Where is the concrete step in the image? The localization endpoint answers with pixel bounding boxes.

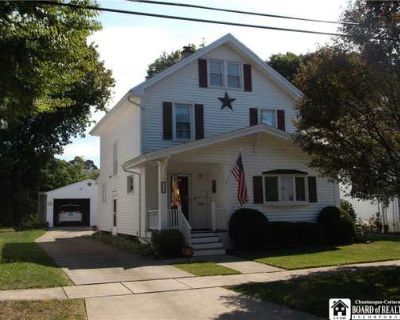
[191,236,220,244]
[193,248,226,256]
[191,242,224,250]
[191,232,220,238]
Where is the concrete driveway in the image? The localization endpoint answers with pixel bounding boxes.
[36,228,192,285]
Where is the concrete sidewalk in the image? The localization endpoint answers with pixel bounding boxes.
[1,259,399,301]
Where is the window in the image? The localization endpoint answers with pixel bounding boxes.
[113,198,117,227]
[112,142,118,176]
[227,62,241,88]
[209,60,223,86]
[101,183,107,203]
[263,174,308,203]
[127,175,134,194]
[260,110,276,127]
[175,104,192,140]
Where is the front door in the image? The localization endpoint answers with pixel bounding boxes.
[171,176,190,220]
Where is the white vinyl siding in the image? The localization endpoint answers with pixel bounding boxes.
[101,183,107,203]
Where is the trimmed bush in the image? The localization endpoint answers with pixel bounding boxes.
[151,229,185,257]
[296,222,323,245]
[317,206,355,244]
[270,222,297,246]
[229,208,269,250]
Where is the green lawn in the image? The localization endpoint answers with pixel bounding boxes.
[0,299,87,320]
[243,240,400,269]
[232,266,400,318]
[0,229,71,289]
[174,262,240,276]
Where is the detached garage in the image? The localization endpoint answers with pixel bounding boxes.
[46,179,98,228]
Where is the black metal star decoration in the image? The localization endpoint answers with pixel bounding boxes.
[218,91,236,110]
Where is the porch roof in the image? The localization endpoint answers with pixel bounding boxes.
[122,124,290,169]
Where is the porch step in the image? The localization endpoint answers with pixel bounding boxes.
[190,231,226,256]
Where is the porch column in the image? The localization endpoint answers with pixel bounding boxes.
[158,159,169,229]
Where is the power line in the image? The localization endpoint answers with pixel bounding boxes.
[35,1,348,37]
[126,0,357,26]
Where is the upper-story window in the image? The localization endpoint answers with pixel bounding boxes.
[208,60,242,89]
[260,110,276,127]
[209,60,224,87]
[175,103,192,140]
[227,62,241,88]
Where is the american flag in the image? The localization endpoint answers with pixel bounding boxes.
[231,153,248,205]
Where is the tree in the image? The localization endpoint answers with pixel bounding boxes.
[294,1,400,201]
[0,1,113,225]
[267,52,310,83]
[146,43,202,79]
[40,157,99,191]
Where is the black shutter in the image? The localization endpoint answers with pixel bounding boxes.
[277,110,285,131]
[198,59,208,88]
[249,108,258,126]
[253,176,263,204]
[243,64,252,92]
[162,102,173,140]
[308,176,317,203]
[195,104,204,140]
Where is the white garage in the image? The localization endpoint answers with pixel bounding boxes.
[45,179,98,228]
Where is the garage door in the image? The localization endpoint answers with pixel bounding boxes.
[53,199,90,227]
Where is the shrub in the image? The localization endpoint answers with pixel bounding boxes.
[270,222,297,246]
[229,208,269,250]
[151,229,185,257]
[340,199,357,220]
[18,212,48,229]
[317,206,355,244]
[296,222,323,245]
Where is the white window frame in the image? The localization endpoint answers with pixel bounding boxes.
[260,109,277,128]
[173,103,193,141]
[127,175,135,194]
[208,59,224,87]
[263,174,309,205]
[226,61,242,89]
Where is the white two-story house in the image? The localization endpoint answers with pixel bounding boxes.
[90,34,340,255]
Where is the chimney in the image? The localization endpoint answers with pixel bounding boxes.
[181,45,195,60]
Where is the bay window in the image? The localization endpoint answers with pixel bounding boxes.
[263,171,308,203]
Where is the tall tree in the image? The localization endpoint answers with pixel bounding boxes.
[0,1,114,225]
[294,1,400,201]
[146,43,202,79]
[267,52,309,83]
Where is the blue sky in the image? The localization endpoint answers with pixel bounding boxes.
[59,0,350,166]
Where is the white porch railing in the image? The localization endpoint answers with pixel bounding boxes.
[147,210,160,231]
[168,208,192,246]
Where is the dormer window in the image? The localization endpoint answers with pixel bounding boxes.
[209,60,223,87]
[227,62,241,88]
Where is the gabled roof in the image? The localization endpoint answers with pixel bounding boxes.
[45,179,97,194]
[130,33,303,98]
[123,124,290,169]
[90,33,303,135]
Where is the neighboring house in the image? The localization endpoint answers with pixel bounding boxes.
[90,33,340,255]
[341,186,400,232]
[45,179,98,228]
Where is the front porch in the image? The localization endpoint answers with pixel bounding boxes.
[144,160,229,254]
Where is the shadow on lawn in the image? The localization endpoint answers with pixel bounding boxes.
[2,242,57,267]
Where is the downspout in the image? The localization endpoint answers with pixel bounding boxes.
[123,167,142,239]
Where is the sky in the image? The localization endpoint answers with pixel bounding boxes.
[59,0,351,166]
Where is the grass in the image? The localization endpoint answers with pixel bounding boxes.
[0,299,87,320]
[242,240,400,269]
[174,262,240,276]
[232,266,400,318]
[0,228,72,289]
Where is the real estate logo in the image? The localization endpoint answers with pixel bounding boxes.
[330,298,351,320]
